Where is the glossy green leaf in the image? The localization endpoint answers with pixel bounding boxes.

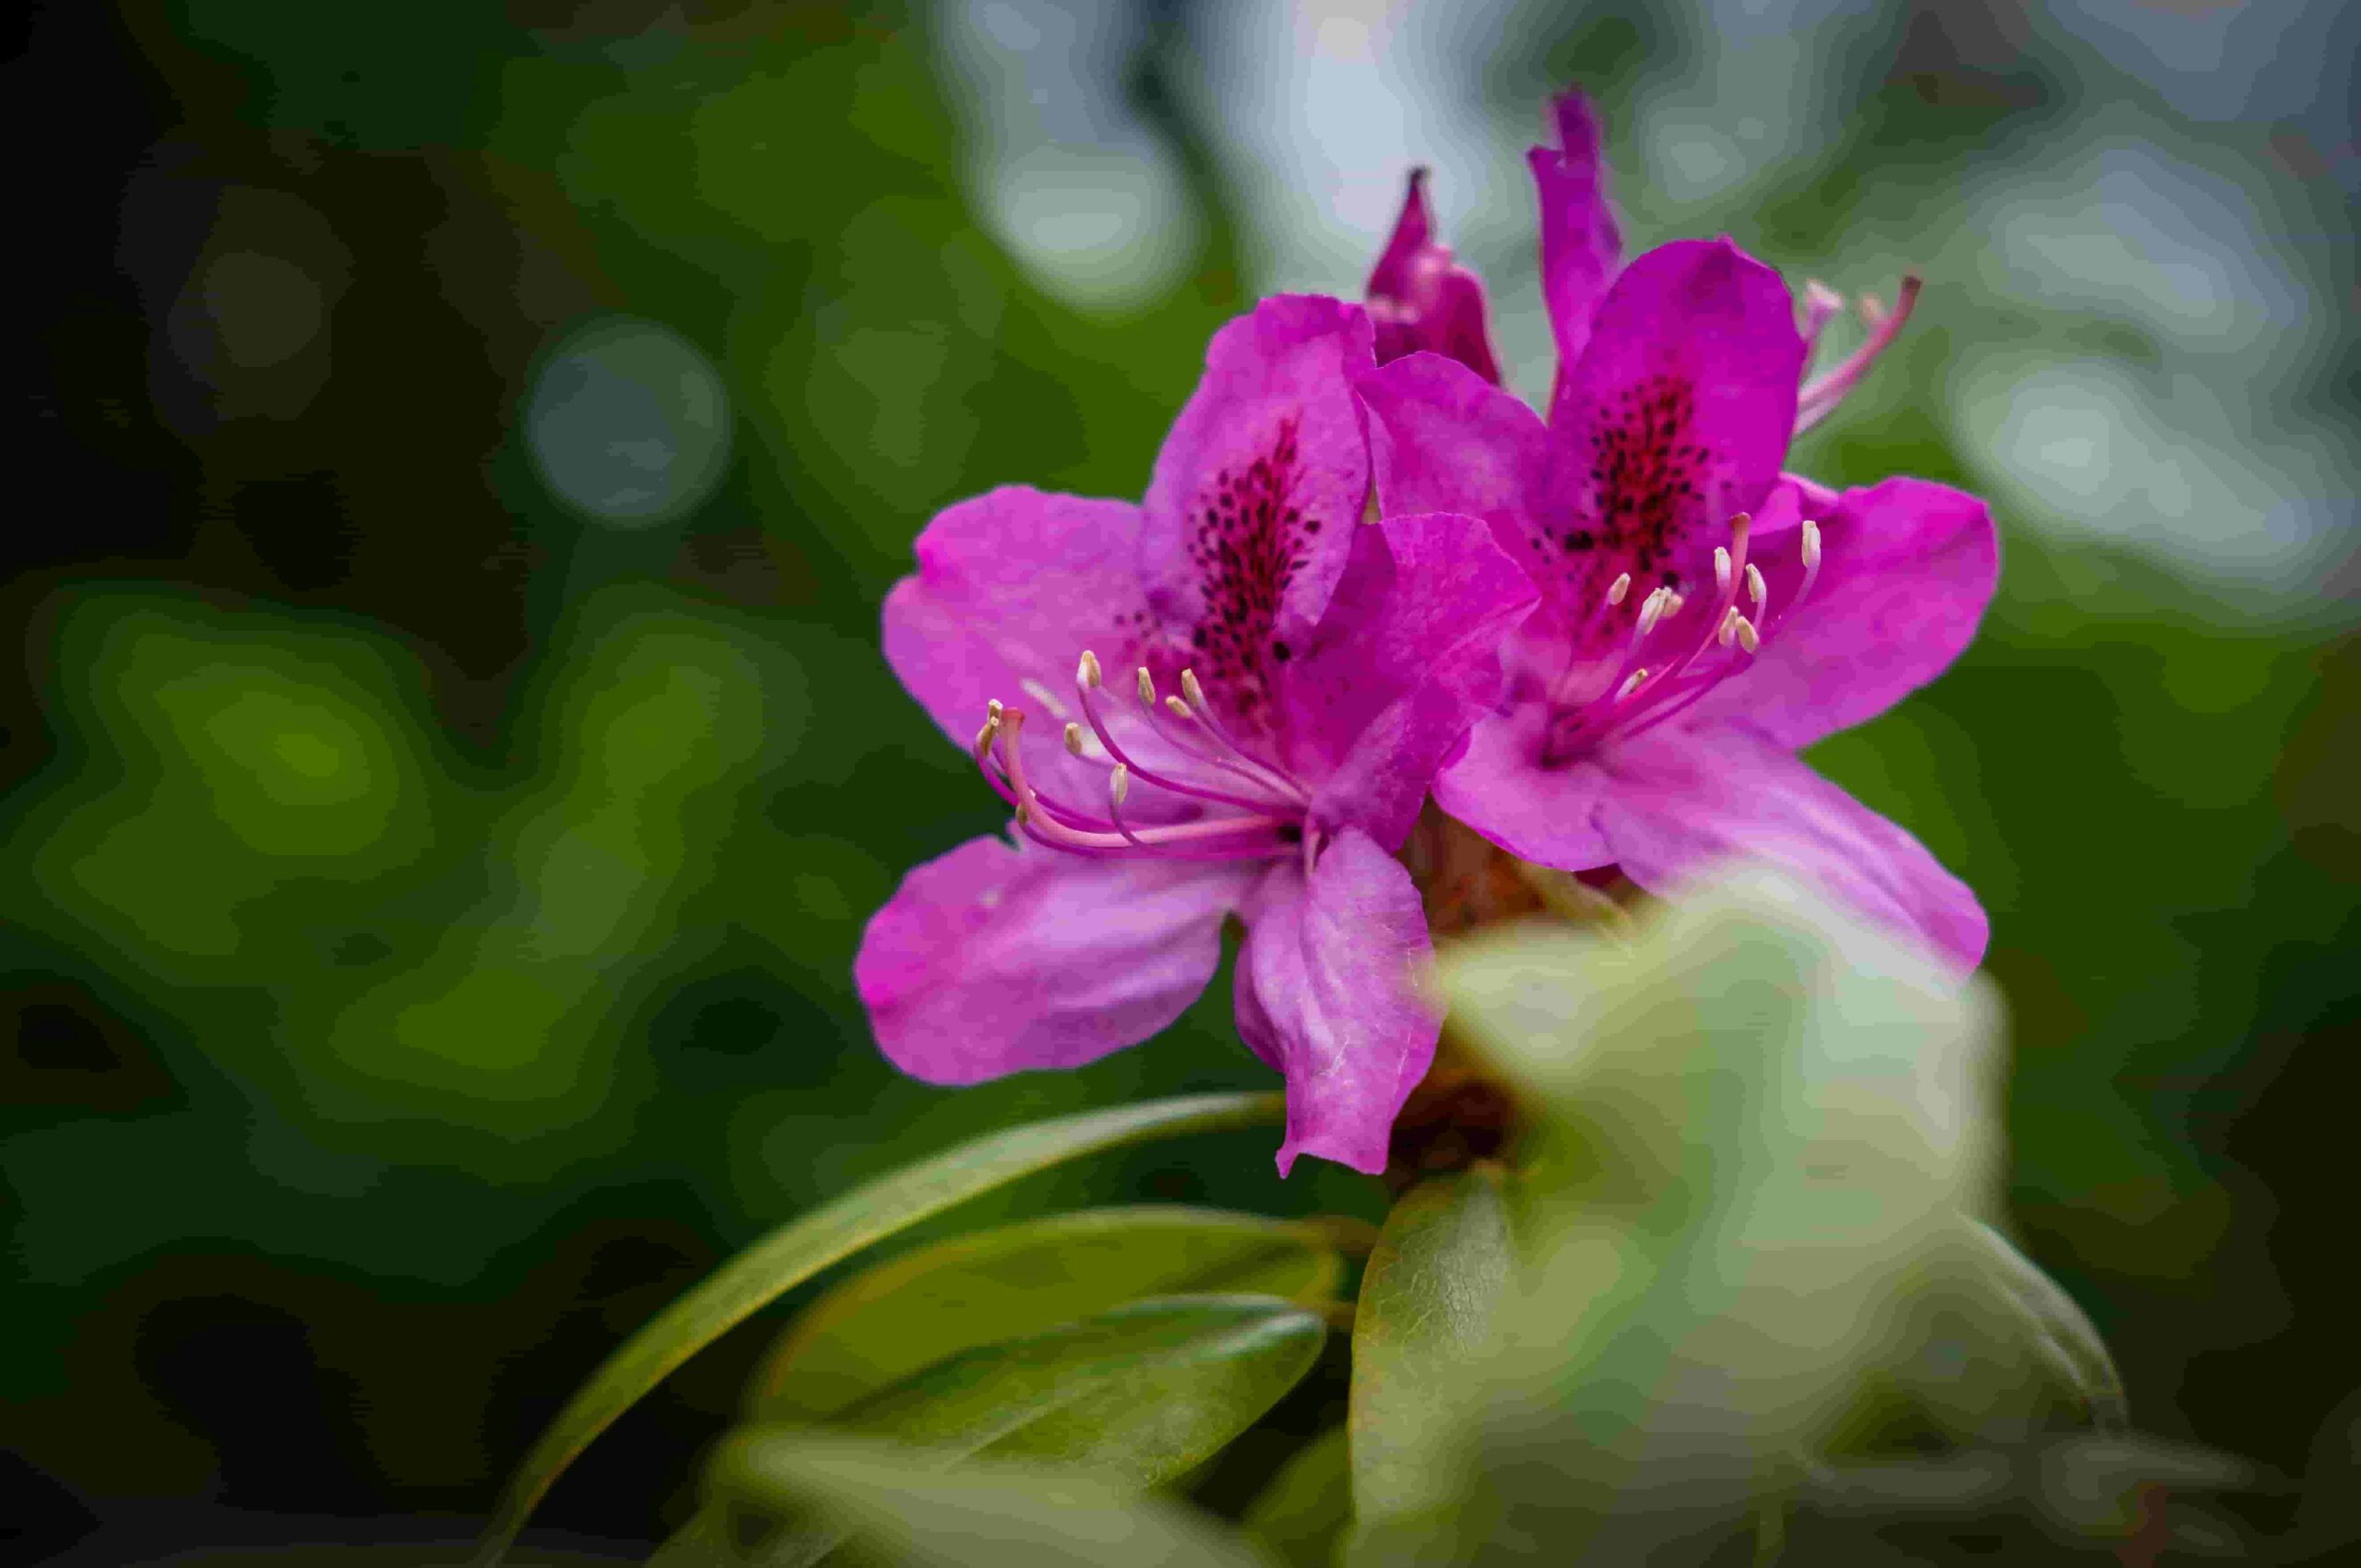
[1242,1426,1353,1568]
[711,1432,1280,1568]
[751,1206,1364,1420]
[718,1296,1323,1567]
[474,1090,1284,1565]
[836,1293,1324,1473]
[1347,1165,1514,1525]
[1967,1219,2128,1430]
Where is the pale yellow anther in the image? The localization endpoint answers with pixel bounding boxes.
[1717,607,1739,647]
[1636,587,1667,638]
[1109,764,1131,809]
[1078,650,1103,689]
[1607,572,1632,607]
[988,697,1003,718]
[975,716,1001,754]
[1745,563,1766,608]
[1616,668,1651,701]
[1165,695,1193,721]
[1714,546,1733,595]
[1801,518,1822,570]
[1734,615,1761,655]
[1136,666,1156,706]
[1062,721,1085,757]
[1013,801,1032,826]
[1180,669,1206,709]
[1662,590,1685,618]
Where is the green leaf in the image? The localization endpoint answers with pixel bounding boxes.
[751,1206,1364,1420]
[1347,1164,1514,1525]
[721,1296,1323,1567]
[710,1431,1280,1568]
[694,1295,1324,1565]
[1966,1219,2128,1430]
[836,1294,1325,1474]
[1242,1426,1353,1568]
[474,1090,1284,1565]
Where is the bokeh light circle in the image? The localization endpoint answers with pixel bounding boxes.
[524,317,731,528]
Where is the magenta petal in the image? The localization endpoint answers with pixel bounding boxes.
[1140,295,1377,726]
[883,486,1158,808]
[1529,87,1621,383]
[1236,830,1439,1176]
[1529,238,1806,631]
[855,837,1259,1084]
[1356,350,1549,563]
[1592,728,1988,972]
[1683,475,2000,751]
[1433,705,1618,872]
[1366,171,1503,384]
[1290,512,1539,848]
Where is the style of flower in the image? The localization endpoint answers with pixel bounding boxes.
[854,296,1536,1175]
[1355,89,1996,969]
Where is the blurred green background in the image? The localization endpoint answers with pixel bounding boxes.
[6,0,2355,1560]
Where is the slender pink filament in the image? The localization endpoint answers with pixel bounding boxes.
[1794,276,1920,435]
[1074,675,1295,816]
[990,708,1297,862]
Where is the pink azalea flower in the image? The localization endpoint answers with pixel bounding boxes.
[854,296,1536,1175]
[1355,90,1996,970]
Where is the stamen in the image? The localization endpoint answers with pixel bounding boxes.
[1793,275,1921,435]
[1607,572,1631,606]
[1734,615,1760,655]
[1136,666,1156,707]
[975,714,1001,757]
[1797,518,1825,607]
[1714,547,1732,597]
[1802,279,1845,351]
[1077,650,1102,690]
[1073,661,1300,814]
[1062,721,1086,758]
[1166,667,1311,805]
[1109,763,1130,808]
[1616,668,1650,701]
[1745,563,1765,610]
[1717,607,1738,647]
[1634,586,1668,640]
[1661,590,1685,618]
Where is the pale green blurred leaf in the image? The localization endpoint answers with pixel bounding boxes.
[1347,1164,1514,1526]
[476,1091,1284,1564]
[711,1432,1279,1568]
[1358,871,2010,1562]
[1786,1433,2260,1559]
[1242,1427,1351,1568]
[750,1206,1361,1420]
[1966,1219,2128,1431]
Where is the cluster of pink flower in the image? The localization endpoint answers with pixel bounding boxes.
[856,90,1996,1177]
